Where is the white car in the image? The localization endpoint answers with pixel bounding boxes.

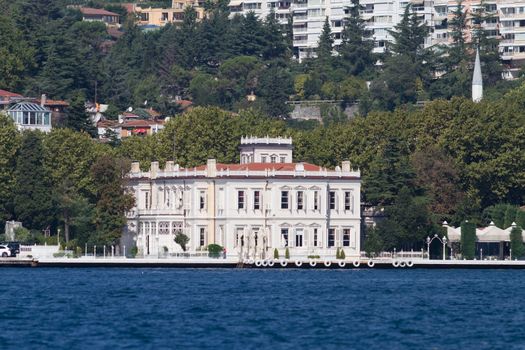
[0,245,11,257]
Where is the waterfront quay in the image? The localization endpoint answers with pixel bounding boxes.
[5,256,525,269]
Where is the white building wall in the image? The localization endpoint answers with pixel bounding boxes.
[126,162,361,259]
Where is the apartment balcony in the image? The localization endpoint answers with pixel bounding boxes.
[293,39,309,46]
[499,12,525,19]
[293,16,308,22]
[500,51,525,60]
[294,27,308,33]
[292,3,307,8]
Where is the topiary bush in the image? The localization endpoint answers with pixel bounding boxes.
[510,226,525,259]
[285,247,290,260]
[461,221,476,259]
[340,249,346,259]
[207,244,223,258]
[274,248,279,259]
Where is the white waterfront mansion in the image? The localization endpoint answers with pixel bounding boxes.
[125,137,361,260]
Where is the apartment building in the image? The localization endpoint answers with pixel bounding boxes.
[228,0,525,75]
[131,0,206,27]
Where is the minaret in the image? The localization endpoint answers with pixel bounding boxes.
[472,49,483,102]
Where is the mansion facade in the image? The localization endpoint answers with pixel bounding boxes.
[125,137,361,259]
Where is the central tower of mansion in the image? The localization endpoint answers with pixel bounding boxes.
[125,137,361,260]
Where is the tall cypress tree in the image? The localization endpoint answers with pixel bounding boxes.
[263,9,288,60]
[65,92,96,137]
[337,0,374,76]
[448,0,468,67]
[317,17,334,62]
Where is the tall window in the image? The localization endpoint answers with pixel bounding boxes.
[328,228,335,247]
[329,191,336,210]
[145,192,150,209]
[199,191,206,210]
[238,190,245,209]
[313,191,319,211]
[200,227,206,247]
[261,156,267,163]
[344,191,351,211]
[281,191,289,209]
[280,156,286,163]
[295,229,303,247]
[343,229,351,247]
[271,155,277,163]
[313,228,318,247]
[297,191,304,210]
[281,228,289,247]
[253,191,260,210]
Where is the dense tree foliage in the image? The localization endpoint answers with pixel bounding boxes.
[1,0,508,118]
[0,0,523,254]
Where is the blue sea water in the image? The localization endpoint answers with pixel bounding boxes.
[1,268,525,350]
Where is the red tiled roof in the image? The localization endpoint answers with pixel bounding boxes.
[97,120,120,128]
[0,89,22,98]
[177,100,193,109]
[194,162,323,172]
[80,7,120,16]
[37,99,69,107]
[121,120,163,128]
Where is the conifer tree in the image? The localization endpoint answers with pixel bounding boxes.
[317,17,334,62]
[337,0,374,76]
[65,92,96,137]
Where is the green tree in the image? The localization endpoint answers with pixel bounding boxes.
[263,9,288,60]
[376,187,436,250]
[91,156,134,246]
[0,115,21,227]
[510,226,525,259]
[364,227,384,257]
[317,17,334,64]
[65,92,96,136]
[460,221,476,259]
[13,131,56,230]
[364,136,415,206]
[337,0,374,76]
[175,233,190,252]
[448,0,468,67]
[258,63,293,117]
[0,12,34,91]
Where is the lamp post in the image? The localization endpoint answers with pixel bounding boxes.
[442,236,448,261]
[426,236,431,260]
[480,248,483,260]
[94,245,96,258]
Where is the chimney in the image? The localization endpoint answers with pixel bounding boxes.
[165,161,174,172]
[342,161,351,172]
[150,161,159,179]
[131,162,140,173]
[41,94,46,107]
[207,159,217,178]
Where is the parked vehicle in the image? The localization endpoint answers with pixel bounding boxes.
[0,242,20,257]
[6,242,20,257]
[0,245,11,257]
